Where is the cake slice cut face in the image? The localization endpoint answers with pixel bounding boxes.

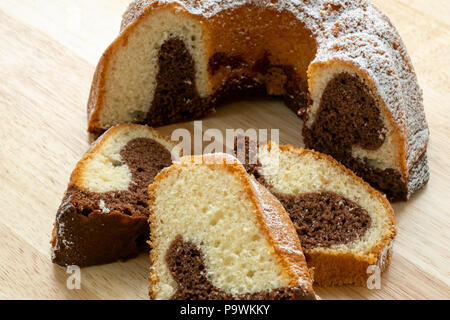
[51,124,175,267]
[304,59,429,201]
[148,153,316,300]
[237,141,397,286]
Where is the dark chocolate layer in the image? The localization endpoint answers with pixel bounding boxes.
[234,140,372,250]
[234,134,260,178]
[302,72,406,200]
[146,38,215,126]
[165,235,315,300]
[275,192,372,250]
[146,38,308,128]
[209,52,247,75]
[52,137,172,267]
[252,52,309,113]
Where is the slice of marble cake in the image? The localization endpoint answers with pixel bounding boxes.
[148,153,316,300]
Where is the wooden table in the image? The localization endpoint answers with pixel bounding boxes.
[0,0,449,300]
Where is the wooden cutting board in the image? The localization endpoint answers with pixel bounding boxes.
[0,0,449,300]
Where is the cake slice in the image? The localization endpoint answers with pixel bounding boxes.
[148,153,316,300]
[51,124,175,267]
[235,140,397,286]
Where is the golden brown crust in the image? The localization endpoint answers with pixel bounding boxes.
[264,142,397,286]
[86,53,105,130]
[147,153,315,299]
[305,239,393,286]
[71,124,176,188]
[306,251,372,286]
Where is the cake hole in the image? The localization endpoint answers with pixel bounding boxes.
[137,201,147,208]
[135,232,149,247]
[111,159,122,167]
[209,211,224,226]
[122,209,133,216]
[80,208,93,217]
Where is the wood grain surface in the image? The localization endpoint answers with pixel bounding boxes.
[0,0,449,300]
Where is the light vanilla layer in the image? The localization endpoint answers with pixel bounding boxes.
[98,9,210,129]
[307,64,400,172]
[257,143,393,256]
[150,160,291,300]
[77,125,174,193]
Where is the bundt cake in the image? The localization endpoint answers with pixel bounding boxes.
[235,139,397,286]
[148,153,316,299]
[86,0,429,201]
[51,124,176,267]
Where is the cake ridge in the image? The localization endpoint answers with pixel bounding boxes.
[120,0,428,161]
[89,0,429,200]
[120,0,428,165]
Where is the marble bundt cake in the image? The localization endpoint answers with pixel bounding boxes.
[148,153,316,299]
[51,124,175,267]
[86,0,429,201]
[236,139,396,286]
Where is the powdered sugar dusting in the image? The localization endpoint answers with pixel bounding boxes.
[99,199,111,213]
[122,0,429,190]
